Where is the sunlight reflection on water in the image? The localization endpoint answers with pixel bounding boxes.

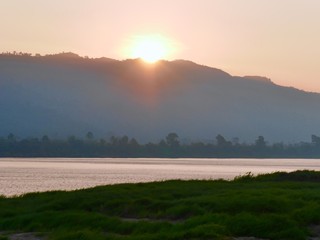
[0,158,319,196]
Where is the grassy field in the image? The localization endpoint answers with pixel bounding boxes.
[0,171,320,240]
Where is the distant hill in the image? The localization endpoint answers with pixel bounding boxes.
[1,53,319,143]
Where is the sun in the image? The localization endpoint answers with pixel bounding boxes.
[129,35,171,63]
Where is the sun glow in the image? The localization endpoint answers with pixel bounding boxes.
[129,35,173,63]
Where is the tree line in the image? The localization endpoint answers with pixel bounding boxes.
[1,132,320,158]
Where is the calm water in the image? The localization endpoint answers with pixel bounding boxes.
[1,158,320,196]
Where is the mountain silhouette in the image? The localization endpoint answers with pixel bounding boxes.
[1,53,319,143]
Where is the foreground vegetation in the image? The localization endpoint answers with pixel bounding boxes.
[0,171,320,239]
[2,133,320,158]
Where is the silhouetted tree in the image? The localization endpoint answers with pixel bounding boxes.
[129,138,139,147]
[86,132,94,140]
[255,136,267,148]
[216,134,230,147]
[311,135,320,146]
[67,136,77,144]
[110,136,118,146]
[7,133,16,142]
[99,138,106,145]
[119,136,129,146]
[166,133,180,147]
[41,135,50,143]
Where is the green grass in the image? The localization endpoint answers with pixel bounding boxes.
[0,170,320,239]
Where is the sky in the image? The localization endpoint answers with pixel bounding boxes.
[1,0,320,92]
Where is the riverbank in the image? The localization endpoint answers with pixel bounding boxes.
[0,170,320,240]
[1,134,320,158]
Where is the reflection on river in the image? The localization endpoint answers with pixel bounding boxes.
[1,158,319,196]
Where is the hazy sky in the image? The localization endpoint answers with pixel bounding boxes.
[1,0,320,92]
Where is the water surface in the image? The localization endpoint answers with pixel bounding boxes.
[1,158,319,196]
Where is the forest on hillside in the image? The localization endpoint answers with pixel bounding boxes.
[1,132,320,158]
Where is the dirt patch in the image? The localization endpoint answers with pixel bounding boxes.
[233,238,269,240]
[4,233,46,240]
[121,217,180,224]
[308,225,320,240]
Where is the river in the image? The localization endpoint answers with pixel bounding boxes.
[0,158,319,196]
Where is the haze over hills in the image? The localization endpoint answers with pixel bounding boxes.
[1,52,319,143]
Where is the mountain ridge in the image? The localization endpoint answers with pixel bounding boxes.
[0,52,314,92]
[1,52,319,143]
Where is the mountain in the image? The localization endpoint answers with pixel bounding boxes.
[1,53,319,143]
